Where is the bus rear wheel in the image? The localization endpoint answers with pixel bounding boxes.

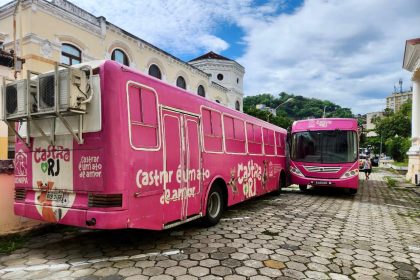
[273,172,286,196]
[202,185,224,227]
[299,184,308,191]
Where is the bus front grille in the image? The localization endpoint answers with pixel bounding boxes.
[303,166,342,173]
[15,188,27,200]
[88,193,122,208]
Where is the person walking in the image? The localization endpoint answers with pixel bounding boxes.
[363,157,372,180]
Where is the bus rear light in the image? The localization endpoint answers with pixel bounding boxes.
[15,188,27,200]
[88,193,122,208]
[290,166,304,177]
[340,169,359,179]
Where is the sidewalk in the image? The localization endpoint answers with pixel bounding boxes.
[0,167,419,280]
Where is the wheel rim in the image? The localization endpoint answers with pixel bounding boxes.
[208,192,221,218]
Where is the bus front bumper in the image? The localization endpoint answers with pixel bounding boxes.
[14,202,129,229]
[290,173,359,189]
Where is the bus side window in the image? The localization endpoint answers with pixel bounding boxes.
[275,132,284,156]
[247,123,262,154]
[224,116,245,153]
[128,86,158,149]
[202,108,223,152]
[263,128,275,155]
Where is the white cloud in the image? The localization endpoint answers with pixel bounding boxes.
[62,0,257,55]
[0,0,418,115]
[237,0,420,114]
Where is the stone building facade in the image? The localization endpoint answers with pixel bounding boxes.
[403,38,420,184]
[0,0,244,110]
[0,0,245,159]
[386,90,412,112]
[365,111,383,137]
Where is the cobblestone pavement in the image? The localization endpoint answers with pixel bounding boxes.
[0,169,419,280]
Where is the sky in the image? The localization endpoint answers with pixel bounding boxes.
[2,0,419,114]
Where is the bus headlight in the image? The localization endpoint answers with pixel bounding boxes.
[290,166,304,177]
[340,169,359,179]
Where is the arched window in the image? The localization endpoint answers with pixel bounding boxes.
[197,85,205,97]
[215,100,220,103]
[176,76,186,89]
[148,64,162,79]
[235,101,240,111]
[61,43,81,65]
[111,49,129,66]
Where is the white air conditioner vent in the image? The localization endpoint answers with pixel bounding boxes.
[38,74,55,109]
[36,68,88,114]
[4,80,37,120]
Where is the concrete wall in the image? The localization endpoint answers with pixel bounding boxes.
[0,173,43,235]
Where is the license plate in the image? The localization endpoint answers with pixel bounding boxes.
[314,181,328,185]
[46,191,64,201]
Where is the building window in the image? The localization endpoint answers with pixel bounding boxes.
[215,100,220,103]
[148,64,162,79]
[61,43,81,65]
[235,101,240,111]
[237,78,239,84]
[176,76,186,89]
[197,85,205,97]
[217,74,223,81]
[111,49,129,66]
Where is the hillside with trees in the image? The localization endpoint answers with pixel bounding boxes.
[243,92,353,128]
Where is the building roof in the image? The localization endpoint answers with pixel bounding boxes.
[189,51,232,62]
[403,38,420,71]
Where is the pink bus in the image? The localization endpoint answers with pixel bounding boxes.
[8,60,288,230]
[289,118,359,194]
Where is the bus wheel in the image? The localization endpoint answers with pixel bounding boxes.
[203,185,224,227]
[299,184,307,191]
[273,172,286,196]
[349,188,357,195]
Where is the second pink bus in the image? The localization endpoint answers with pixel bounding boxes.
[289,118,359,194]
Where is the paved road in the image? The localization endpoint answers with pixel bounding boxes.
[0,169,419,280]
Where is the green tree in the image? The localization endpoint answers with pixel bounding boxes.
[374,100,412,161]
[385,136,411,162]
[243,92,354,128]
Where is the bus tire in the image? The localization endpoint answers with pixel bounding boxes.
[349,188,357,195]
[273,171,286,196]
[202,184,224,227]
[299,184,307,191]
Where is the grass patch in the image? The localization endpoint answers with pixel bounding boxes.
[0,234,28,254]
[0,225,81,255]
[384,176,398,188]
[393,160,408,167]
[397,210,420,218]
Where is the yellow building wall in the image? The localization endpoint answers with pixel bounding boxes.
[0,3,222,102]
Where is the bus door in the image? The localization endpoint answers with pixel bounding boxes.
[162,109,202,224]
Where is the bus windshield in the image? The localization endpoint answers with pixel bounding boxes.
[291,130,357,164]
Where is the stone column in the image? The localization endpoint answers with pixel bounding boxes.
[406,70,420,183]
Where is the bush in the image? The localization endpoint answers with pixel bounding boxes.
[385,136,411,162]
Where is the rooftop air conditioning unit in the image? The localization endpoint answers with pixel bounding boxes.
[4,80,37,120]
[37,68,88,114]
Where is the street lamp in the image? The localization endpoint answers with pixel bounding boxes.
[267,98,293,122]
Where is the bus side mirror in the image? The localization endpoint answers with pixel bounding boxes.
[287,128,292,147]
